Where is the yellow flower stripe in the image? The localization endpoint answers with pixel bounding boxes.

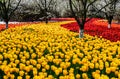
[0,22,120,79]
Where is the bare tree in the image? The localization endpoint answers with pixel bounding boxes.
[35,0,57,23]
[92,0,120,28]
[116,11,120,23]
[62,1,73,17]
[69,0,115,38]
[0,0,21,29]
[13,2,40,22]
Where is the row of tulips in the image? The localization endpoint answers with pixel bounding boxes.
[0,22,40,31]
[0,24,26,31]
[51,18,75,21]
[93,20,120,28]
[61,18,120,42]
[0,22,120,79]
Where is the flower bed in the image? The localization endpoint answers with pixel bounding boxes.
[0,22,40,31]
[0,22,120,79]
[93,20,120,28]
[61,18,120,42]
[51,18,75,21]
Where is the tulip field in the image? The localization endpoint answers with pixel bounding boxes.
[61,18,120,42]
[0,19,120,79]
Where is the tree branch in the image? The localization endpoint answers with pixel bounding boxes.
[9,0,21,20]
[86,0,114,23]
[69,0,82,27]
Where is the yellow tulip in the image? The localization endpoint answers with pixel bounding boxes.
[82,73,88,79]
[42,68,46,72]
[110,67,117,72]
[31,53,37,59]
[10,74,15,79]
[36,64,41,69]
[89,63,94,69]
[26,60,30,65]
[24,66,31,72]
[45,65,50,70]
[48,75,54,79]
[55,69,60,75]
[25,75,30,79]
[3,75,8,79]
[15,60,20,64]
[80,65,88,72]
[19,71,24,76]
[76,74,81,79]
[106,68,111,74]
[63,69,68,75]
[0,54,3,60]
[0,61,2,65]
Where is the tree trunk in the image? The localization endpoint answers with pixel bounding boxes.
[76,21,85,38]
[45,18,48,24]
[6,21,9,29]
[45,15,48,24]
[108,24,111,28]
[79,29,84,38]
[108,16,113,29]
[118,20,120,24]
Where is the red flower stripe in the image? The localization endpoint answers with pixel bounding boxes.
[61,18,120,42]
